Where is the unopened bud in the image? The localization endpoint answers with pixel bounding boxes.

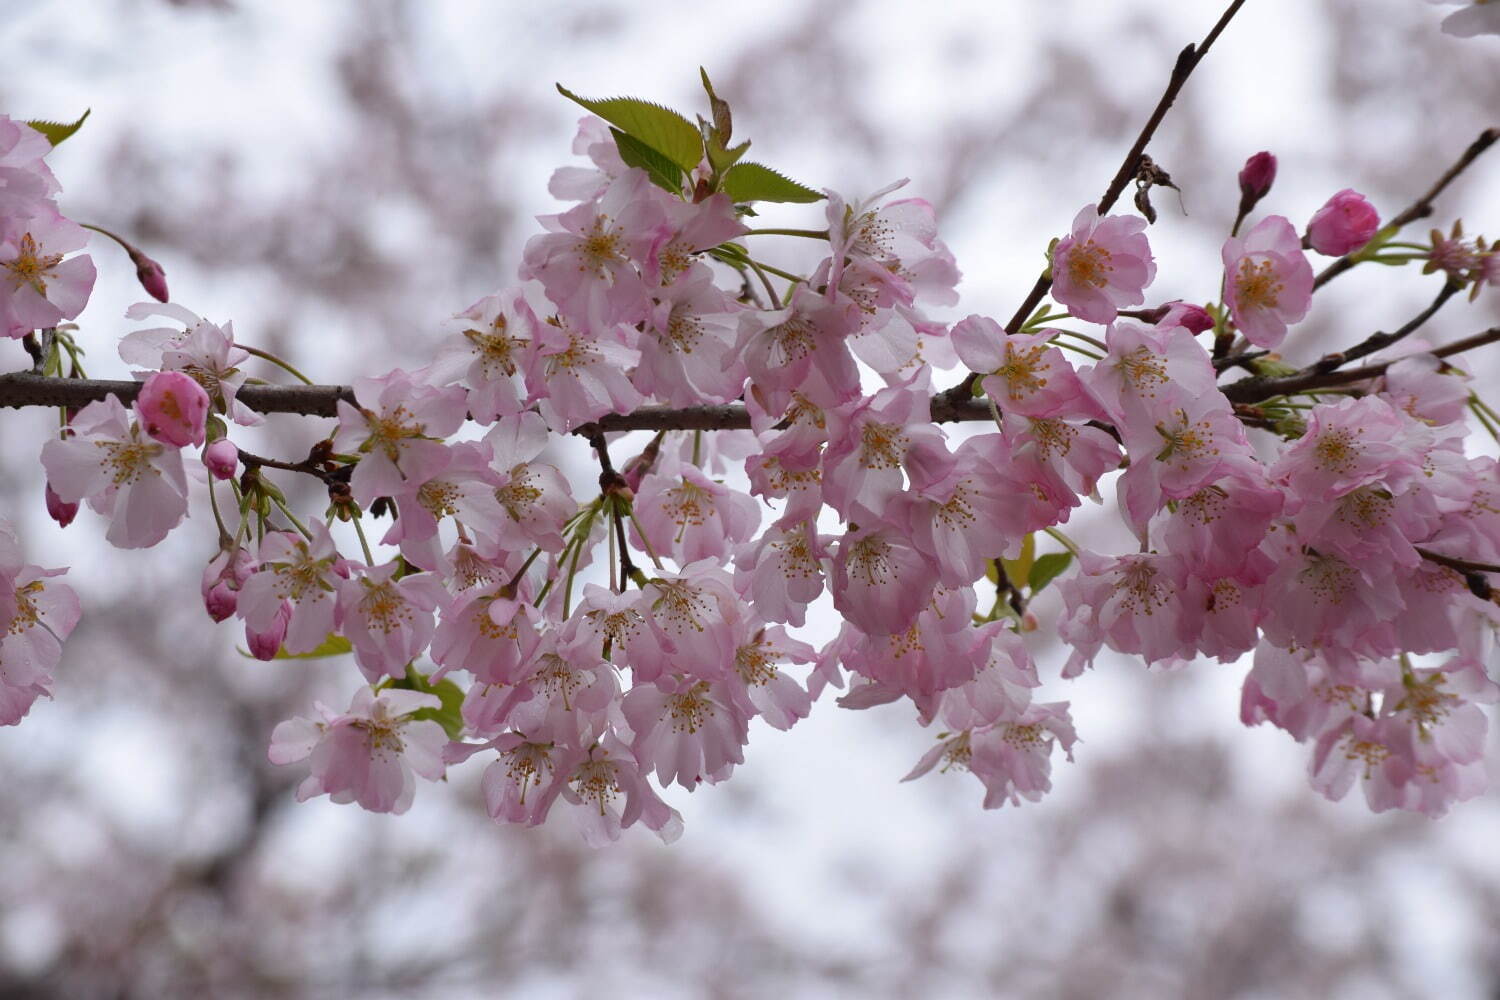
[1237,151,1277,215]
[203,439,239,480]
[45,483,78,527]
[131,251,169,303]
[245,601,291,660]
[1306,189,1380,257]
[1158,301,1215,335]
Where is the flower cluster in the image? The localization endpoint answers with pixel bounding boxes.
[9,53,1500,843]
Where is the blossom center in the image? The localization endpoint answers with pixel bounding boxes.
[1065,239,1113,288]
[1235,257,1284,310]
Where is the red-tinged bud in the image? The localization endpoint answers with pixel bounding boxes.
[245,601,291,660]
[204,580,238,622]
[1306,189,1380,257]
[1159,300,1215,334]
[45,483,78,527]
[203,439,239,480]
[132,252,169,303]
[1237,151,1277,215]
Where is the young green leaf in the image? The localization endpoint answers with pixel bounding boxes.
[237,633,353,661]
[25,109,90,148]
[721,162,824,204]
[999,534,1036,590]
[556,85,703,172]
[611,128,685,195]
[1028,552,1074,594]
[699,67,733,143]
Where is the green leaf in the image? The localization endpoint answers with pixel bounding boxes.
[556,85,702,172]
[25,109,90,147]
[721,162,824,204]
[610,128,684,195]
[237,633,353,661]
[999,534,1035,590]
[386,665,466,740]
[1027,552,1074,594]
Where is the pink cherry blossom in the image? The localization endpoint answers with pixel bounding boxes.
[427,286,538,424]
[632,455,760,566]
[237,521,345,654]
[521,168,665,328]
[0,204,95,338]
[951,315,1096,419]
[269,686,447,815]
[40,394,190,549]
[903,701,1078,809]
[1049,204,1155,325]
[0,523,81,726]
[1306,188,1380,256]
[622,677,750,789]
[120,303,260,426]
[333,370,468,505]
[830,524,940,638]
[337,562,448,682]
[525,313,644,432]
[1221,215,1313,349]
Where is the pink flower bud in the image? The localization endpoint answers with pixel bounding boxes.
[1306,188,1380,257]
[132,253,169,303]
[202,548,253,623]
[45,482,78,527]
[137,370,210,448]
[245,601,291,660]
[1238,151,1277,208]
[205,581,239,622]
[204,439,239,480]
[1159,300,1215,335]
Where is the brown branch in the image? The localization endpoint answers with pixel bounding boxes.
[938,0,1248,409]
[1313,127,1499,291]
[1297,279,1459,377]
[0,372,356,417]
[1221,326,1500,404]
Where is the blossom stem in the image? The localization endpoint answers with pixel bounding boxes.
[270,494,315,541]
[240,344,316,386]
[743,228,830,240]
[1042,526,1082,557]
[351,512,375,564]
[207,476,233,548]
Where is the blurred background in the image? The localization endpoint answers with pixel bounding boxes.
[4,1,1500,997]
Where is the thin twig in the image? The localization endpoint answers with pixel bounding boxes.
[938,0,1248,408]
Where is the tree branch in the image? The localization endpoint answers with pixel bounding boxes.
[1221,326,1500,404]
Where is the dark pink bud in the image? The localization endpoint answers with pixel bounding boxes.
[132,252,169,303]
[1238,151,1277,205]
[245,601,291,660]
[1159,301,1215,335]
[1306,188,1380,257]
[45,483,78,527]
[205,581,238,622]
[204,439,239,480]
[137,371,210,448]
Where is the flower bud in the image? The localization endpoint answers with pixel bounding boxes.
[245,600,291,660]
[202,548,253,623]
[1159,300,1215,335]
[204,439,239,480]
[45,482,78,528]
[137,370,210,448]
[1237,151,1277,214]
[131,252,169,303]
[1306,188,1380,257]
